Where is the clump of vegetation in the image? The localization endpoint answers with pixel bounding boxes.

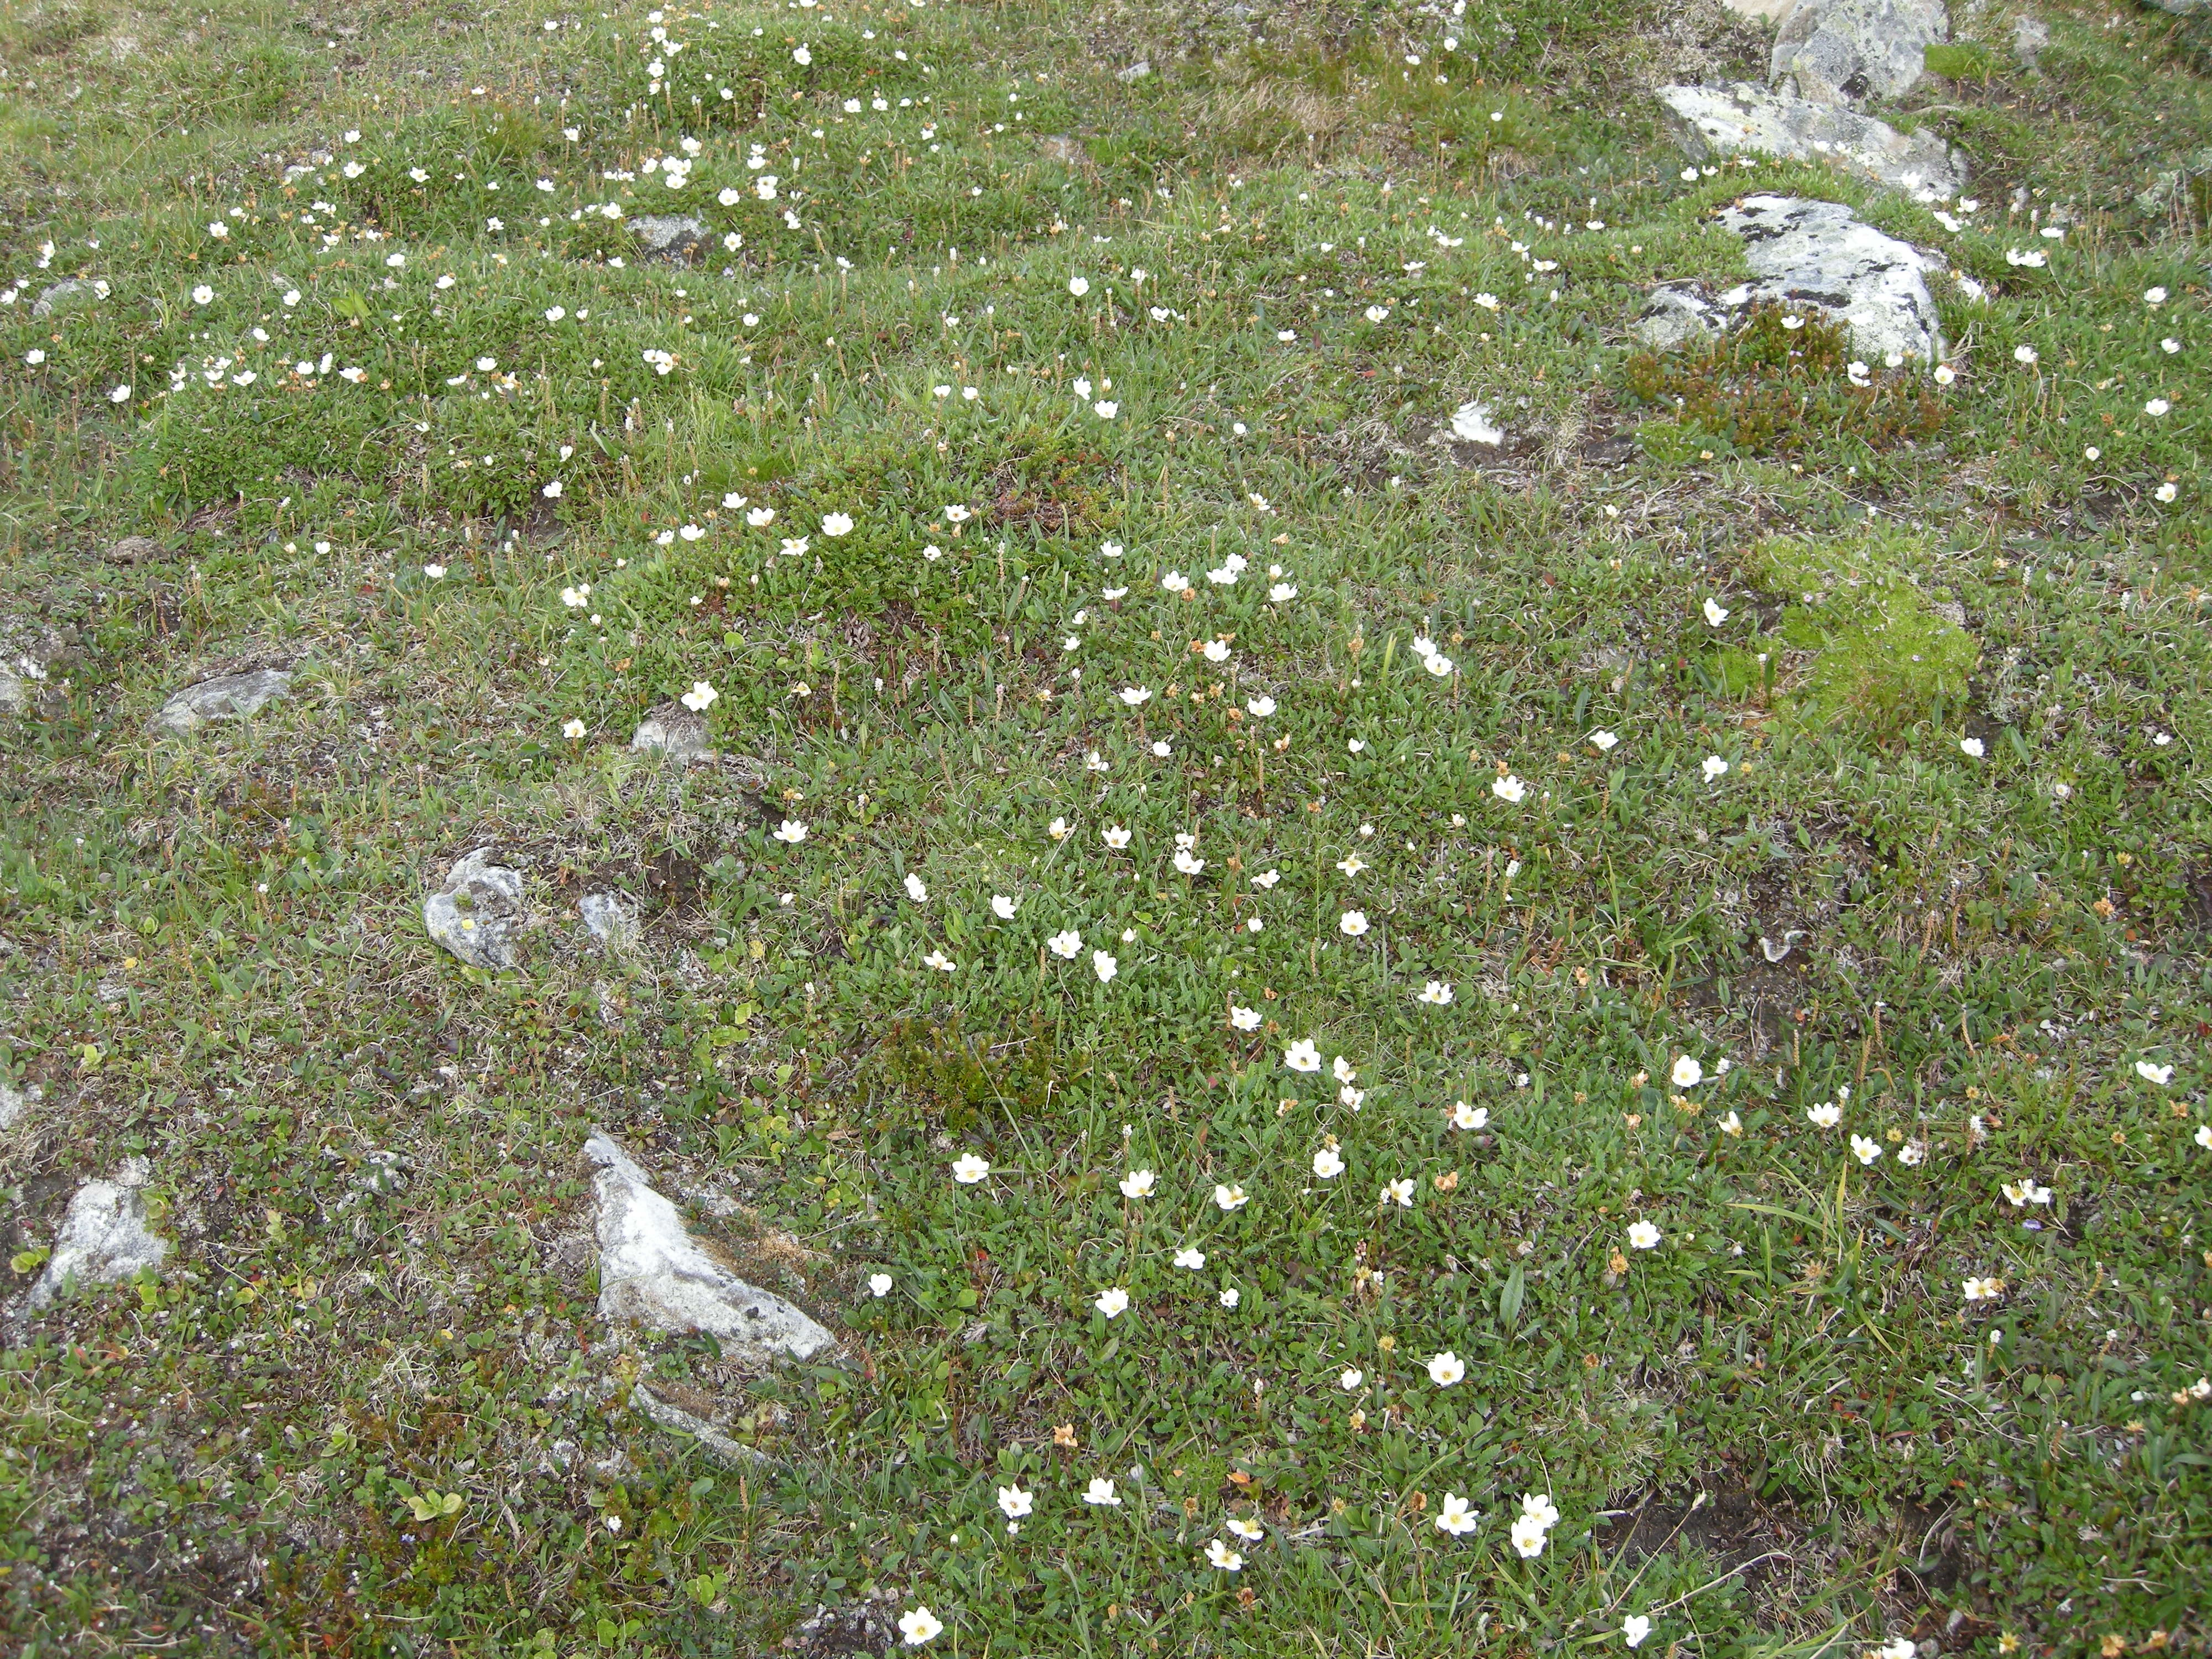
[1623,306,1948,458]
[1749,530,1978,740]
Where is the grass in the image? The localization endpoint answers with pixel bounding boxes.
[0,0,2208,1653]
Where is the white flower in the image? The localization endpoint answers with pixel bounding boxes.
[1877,1642,1916,1659]
[1934,363,1956,385]
[1092,950,1119,984]
[2146,286,2168,307]
[1312,1147,1345,1180]
[998,1484,1033,1519]
[1094,1287,1129,1317]
[542,480,564,499]
[1701,754,1728,782]
[1218,1287,1240,1308]
[1492,775,1526,804]
[1960,737,1985,759]
[1963,1276,2003,1302]
[1048,816,1071,842]
[2002,1180,2052,1207]
[2158,483,2179,503]
[107,384,132,404]
[1172,848,1205,876]
[1510,1514,1549,1557]
[952,1153,990,1184]
[1119,1169,1155,1198]
[747,506,776,527]
[1245,695,1277,718]
[1671,1055,1703,1089]
[1251,870,1280,890]
[2014,344,2038,365]
[1418,981,1454,1006]
[1213,1183,1248,1212]
[1520,1493,1561,1530]
[1623,1614,1652,1648]
[822,511,855,536]
[986,894,1018,921]
[2195,1124,2212,1151]
[1285,1039,1321,1073]
[1339,1368,1364,1391]
[207,221,229,239]
[1851,1135,1883,1166]
[1229,1005,1261,1031]
[1102,826,1131,850]
[1068,276,1091,297]
[1426,1350,1465,1386]
[1807,1102,1842,1129]
[1095,401,1118,419]
[1702,597,1729,627]
[1720,1110,1744,1137]
[1083,1478,1120,1506]
[897,1607,942,1647]
[1269,582,1298,603]
[1119,685,1151,706]
[1226,1516,1263,1541]
[1173,1247,1206,1270]
[1423,651,1453,677]
[921,950,956,973]
[561,717,586,739]
[1204,1539,1243,1571]
[1338,910,1369,938]
[1333,1056,1357,1085]
[1449,1101,1488,1131]
[1434,1493,1479,1537]
[1047,930,1083,959]
[1383,1178,1415,1208]
[681,680,719,712]
[945,505,972,523]
[2136,1061,2173,1086]
[1627,1221,1661,1250]
[868,1272,894,1298]
[191,285,215,305]
[771,820,808,844]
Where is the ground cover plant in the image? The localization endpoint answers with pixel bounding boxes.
[0,0,2208,1653]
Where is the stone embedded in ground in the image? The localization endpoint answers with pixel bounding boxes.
[1448,401,1505,446]
[1116,59,1151,81]
[32,278,108,319]
[584,1130,836,1365]
[1721,0,1797,15]
[1632,284,1728,350]
[23,1159,168,1313]
[423,846,527,971]
[1714,194,1947,362]
[630,702,716,763]
[633,1387,771,1467]
[2143,0,2207,13]
[1771,0,1947,105]
[2010,14,2050,61]
[1037,134,1085,166]
[1656,82,1966,199]
[579,891,640,952]
[630,215,706,264]
[146,667,293,736]
[0,1080,39,1131]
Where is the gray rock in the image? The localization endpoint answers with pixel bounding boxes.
[1721,0,1797,15]
[0,1081,39,1132]
[585,1130,836,1365]
[147,668,293,736]
[1037,134,1086,166]
[634,1387,772,1467]
[630,215,706,264]
[32,278,109,319]
[630,703,716,764]
[23,1160,168,1313]
[1656,82,1966,199]
[1116,59,1152,81]
[2143,0,2207,13]
[579,891,640,952]
[0,622,77,717]
[1715,194,1946,362]
[1632,284,1728,349]
[423,847,526,971]
[2010,14,2049,61]
[1771,0,1948,105]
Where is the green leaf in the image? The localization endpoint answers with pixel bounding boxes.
[1499,1264,1526,1332]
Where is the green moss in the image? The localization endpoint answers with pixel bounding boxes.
[1753,531,1978,740]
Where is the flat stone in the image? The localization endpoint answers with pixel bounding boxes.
[2144,0,2207,13]
[630,703,716,764]
[147,667,293,736]
[1771,0,1947,105]
[1656,82,1966,199]
[0,1080,39,1132]
[2010,14,2049,62]
[634,1387,773,1467]
[1037,134,1086,165]
[1448,401,1505,445]
[1721,0,1797,15]
[23,1159,168,1313]
[423,847,526,971]
[585,1130,835,1365]
[1632,284,1728,349]
[32,278,108,319]
[631,215,706,264]
[1116,59,1151,81]
[579,891,640,952]
[1715,194,1946,362]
